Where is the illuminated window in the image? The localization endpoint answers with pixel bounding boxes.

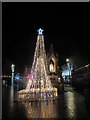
[49,58,55,73]
[49,63,54,72]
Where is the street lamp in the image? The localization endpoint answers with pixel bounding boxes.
[66,58,70,63]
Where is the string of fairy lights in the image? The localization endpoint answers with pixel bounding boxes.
[18,28,57,100]
[26,34,54,91]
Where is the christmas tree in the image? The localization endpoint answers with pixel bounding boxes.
[17,28,57,101]
[26,28,54,91]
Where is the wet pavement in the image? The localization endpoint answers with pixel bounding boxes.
[2,85,90,119]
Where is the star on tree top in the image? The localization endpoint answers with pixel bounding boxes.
[37,28,43,35]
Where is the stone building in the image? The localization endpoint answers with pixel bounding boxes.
[47,44,61,94]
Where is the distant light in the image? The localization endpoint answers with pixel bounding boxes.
[11,64,15,73]
[58,78,61,83]
[67,63,70,69]
[85,64,89,68]
[15,73,20,81]
[15,76,19,80]
[66,58,69,63]
[37,28,43,35]
[27,73,30,79]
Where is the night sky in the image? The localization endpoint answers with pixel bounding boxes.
[3,3,90,74]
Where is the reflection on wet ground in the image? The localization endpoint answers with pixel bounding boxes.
[2,86,90,119]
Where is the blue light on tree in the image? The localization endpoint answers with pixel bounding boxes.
[37,28,43,35]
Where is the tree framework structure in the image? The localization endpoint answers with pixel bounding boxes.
[16,28,57,101]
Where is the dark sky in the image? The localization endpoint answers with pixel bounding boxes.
[3,3,90,74]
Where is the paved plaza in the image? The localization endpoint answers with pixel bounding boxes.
[2,85,90,119]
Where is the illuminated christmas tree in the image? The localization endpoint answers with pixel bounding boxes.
[26,28,53,91]
[17,28,57,101]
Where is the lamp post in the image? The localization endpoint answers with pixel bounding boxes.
[11,64,15,86]
[11,64,15,101]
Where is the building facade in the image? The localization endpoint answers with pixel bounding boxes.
[61,62,73,83]
[46,44,62,94]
